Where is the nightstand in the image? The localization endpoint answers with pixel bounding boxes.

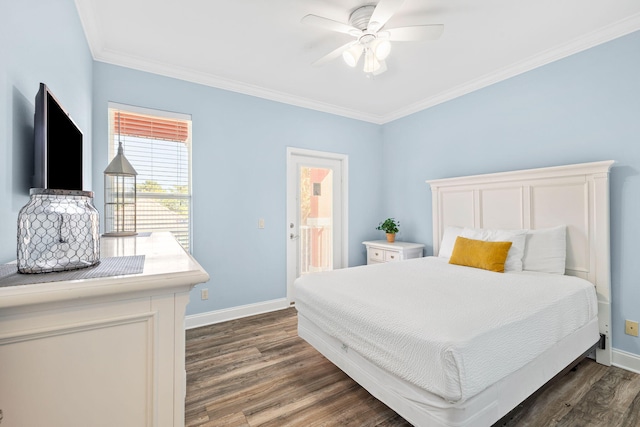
[363,240,425,265]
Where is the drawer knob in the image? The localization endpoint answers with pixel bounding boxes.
[390,255,395,259]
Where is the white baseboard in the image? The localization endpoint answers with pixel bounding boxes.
[612,348,640,374]
[185,298,290,330]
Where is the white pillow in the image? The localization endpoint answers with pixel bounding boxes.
[438,226,463,259]
[461,227,527,272]
[522,226,567,274]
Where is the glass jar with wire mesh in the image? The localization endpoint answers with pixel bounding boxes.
[17,189,100,273]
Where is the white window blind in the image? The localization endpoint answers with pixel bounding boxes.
[108,106,192,251]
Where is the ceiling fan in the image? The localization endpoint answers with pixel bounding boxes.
[302,0,444,75]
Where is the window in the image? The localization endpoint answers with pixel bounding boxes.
[107,104,192,251]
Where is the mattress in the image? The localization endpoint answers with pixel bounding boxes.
[294,257,598,403]
[298,313,599,427]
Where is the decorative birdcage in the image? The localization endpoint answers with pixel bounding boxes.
[17,189,100,273]
[103,140,138,236]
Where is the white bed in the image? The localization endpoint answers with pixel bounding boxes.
[294,161,613,426]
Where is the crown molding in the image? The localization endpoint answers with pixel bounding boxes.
[74,0,103,59]
[383,13,640,124]
[81,7,640,126]
[92,49,386,124]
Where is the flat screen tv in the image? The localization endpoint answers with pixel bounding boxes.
[33,83,83,190]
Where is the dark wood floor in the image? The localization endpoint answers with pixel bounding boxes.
[185,308,640,427]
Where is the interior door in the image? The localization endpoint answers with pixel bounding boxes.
[286,148,347,303]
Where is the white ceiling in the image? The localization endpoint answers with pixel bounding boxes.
[74,0,640,124]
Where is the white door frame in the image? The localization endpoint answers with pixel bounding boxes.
[286,147,349,304]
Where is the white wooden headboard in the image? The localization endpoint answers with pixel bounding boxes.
[427,160,614,365]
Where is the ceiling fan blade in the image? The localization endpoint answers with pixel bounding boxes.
[368,0,405,32]
[301,14,361,36]
[312,42,357,67]
[386,25,444,41]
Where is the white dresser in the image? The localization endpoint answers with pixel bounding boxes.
[363,240,425,265]
[0,232,209,427]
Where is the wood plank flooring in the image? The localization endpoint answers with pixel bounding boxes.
[185,308,640,427]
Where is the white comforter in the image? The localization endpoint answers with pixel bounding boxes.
[294,257,598,403]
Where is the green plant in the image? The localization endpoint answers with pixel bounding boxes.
[376,218,400,234]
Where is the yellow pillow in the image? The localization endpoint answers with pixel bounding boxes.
[449,236,513,273]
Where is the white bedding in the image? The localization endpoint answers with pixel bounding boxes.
[294,257,598,403]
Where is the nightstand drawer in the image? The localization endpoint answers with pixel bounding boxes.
[384,250,400,262]
[363,240,425,266]
[369,248,385,262]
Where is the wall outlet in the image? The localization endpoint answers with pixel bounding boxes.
[625,320,639,337]
[201,288,209,300]
[258,218,265,229]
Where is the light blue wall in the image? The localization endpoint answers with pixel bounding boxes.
[0,0,93,263]
[381,30,640,356]
[3,0,639,358]
[92,62,383,314]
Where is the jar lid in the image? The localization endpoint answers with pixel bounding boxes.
[29,188,94,197]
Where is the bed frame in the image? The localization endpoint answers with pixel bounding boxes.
[429,160,613,366]
[298,160,613,426]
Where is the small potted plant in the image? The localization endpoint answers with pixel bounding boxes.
[376,218,400,242]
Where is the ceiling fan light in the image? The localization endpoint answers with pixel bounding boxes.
[374,39,391,60]
[363,49,381,73]
[373,59,388,76]
[342,45,363,67]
